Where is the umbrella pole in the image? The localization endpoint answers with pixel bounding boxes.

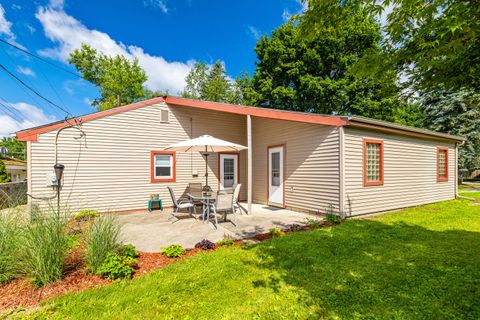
[205,146,208,187]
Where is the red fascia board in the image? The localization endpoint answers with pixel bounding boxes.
[16,97,165,142]
[164,96,349,127]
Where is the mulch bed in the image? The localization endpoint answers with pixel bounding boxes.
[0,220,333,311]
[0,248,211,311]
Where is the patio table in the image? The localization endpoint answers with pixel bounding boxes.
[188,192,218,227]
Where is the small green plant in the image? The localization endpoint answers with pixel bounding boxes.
[269,227,283,237]
[217,234,234,246]
[161,244,186,258]
[115,244,140,259]
[84,215,121,273]
[97,253,137,280]
[325,205,342,224]
[66,234,81,249]
[22,213,69,287]
[72,209,100,222]
[304,217,323,229]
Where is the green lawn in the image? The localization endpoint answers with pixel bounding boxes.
[31,200,480,319]
[459,183,480,200]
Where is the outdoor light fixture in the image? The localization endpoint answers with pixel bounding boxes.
[53,163,65,215]
[54,163,65,181]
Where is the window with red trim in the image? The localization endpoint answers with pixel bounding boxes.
[437,147,448,182]
[150,151,176,183]
[363,139,384,187]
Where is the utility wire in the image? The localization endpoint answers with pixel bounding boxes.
[0,45,64,119]
[0,38,82,78]
[0,63,73,118]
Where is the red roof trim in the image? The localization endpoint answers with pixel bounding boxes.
[16,96,349,142]
[16,97,165,142]
[164,96,349,127]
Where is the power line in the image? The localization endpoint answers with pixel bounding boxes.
[0,45,65,119]
[0,63,73,117]
[0,38,82,78]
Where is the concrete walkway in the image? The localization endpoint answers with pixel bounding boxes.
[117,203,315,252]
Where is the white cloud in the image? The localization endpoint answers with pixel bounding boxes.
[0,102,56,137]
[282,9,292,22]
[16,66,36,77]
[36,2,191,94]
[283,0,308,21]
[11,4,22,10]
[0,4,15,40]
[144,0,168,13]
[247,25,261,40]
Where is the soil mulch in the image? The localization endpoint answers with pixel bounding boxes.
[0,248,211,311]
[0,220,333,311]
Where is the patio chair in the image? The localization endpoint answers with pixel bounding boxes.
[167,186,196,220]
[188,183,203,207]
[232,184,242,215]
[208,192,236,227]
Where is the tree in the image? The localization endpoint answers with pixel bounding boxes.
[0,137,26,160]
[422,90,480,170]
[69,44,148,110]
[250,19,407,122]
[301,0,480,92]
[181,60,234,103]
[0,160,10,183]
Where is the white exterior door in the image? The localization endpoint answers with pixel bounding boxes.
[268,146,284,207]
[219,154,238,191]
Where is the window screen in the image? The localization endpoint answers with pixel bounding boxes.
[271,152,280,186]
[223,158,235,188]
[154,154,172,178]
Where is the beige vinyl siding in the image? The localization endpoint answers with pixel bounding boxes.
[343,127,456,216]
[30,102,247,213]
[252,117,340,213]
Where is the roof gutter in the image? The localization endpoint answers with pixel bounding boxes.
[348,116,466,142]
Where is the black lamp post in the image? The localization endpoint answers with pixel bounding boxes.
[54,163,64,215]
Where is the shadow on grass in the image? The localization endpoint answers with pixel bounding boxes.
[248,218,480,319]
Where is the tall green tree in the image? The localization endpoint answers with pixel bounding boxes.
[302,0,480,92]
[422,90,480,170]
[0,137,26,160]
[250,19,405,122]
[0,160,10,183]
[69,44,148,111]
[181,61,257,105]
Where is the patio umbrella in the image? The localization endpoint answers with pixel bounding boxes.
[164,135,247,186]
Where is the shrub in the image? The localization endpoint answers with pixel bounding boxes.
[97,253,136,280]
[115,244,139,259]
[161,244,186,258]
[72,209,100,222]
[194,239,215,250]
[0,212,21,285]
[304,218,323,229]
[84,215,121,273]
[22,213,69,287]
[269,227,283,237]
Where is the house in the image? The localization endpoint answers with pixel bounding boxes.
[2,157,27,182]
[15,96,465,216]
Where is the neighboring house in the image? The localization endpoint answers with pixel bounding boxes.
[2,158,27,182]
[16,96,465,216]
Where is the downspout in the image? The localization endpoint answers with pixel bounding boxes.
[455,140,465,198]
[338,126,345,216]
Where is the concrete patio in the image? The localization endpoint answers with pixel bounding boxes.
[116,203,316,252]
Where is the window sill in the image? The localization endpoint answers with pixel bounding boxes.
[364,181,384,187]
[151,177,176,183]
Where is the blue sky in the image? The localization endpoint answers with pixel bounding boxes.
[0,0,306,136]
